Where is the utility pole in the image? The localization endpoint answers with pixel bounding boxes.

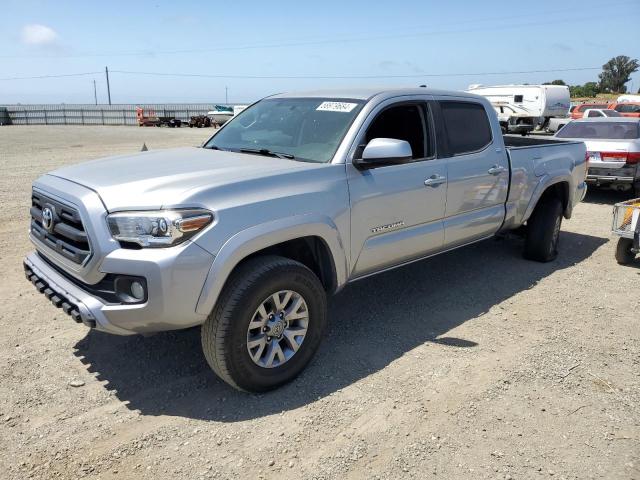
[225,86,228,104]
[105,66,112,105]
[93,80,98,105]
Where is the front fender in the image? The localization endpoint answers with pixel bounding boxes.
[195,214,348,316]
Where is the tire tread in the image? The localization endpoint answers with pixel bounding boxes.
[524,196,563,262]
[201,255,321,391]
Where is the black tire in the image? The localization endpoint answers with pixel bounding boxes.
[524,196,563,262]
[201,255,327,392]
[615,238,636,265]
[633,182,640,198]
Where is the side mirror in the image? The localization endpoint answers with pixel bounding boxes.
[353,138,412,170]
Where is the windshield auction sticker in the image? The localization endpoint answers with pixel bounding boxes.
[316,102,359,113]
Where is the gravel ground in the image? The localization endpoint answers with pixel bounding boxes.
[0,126,638,480]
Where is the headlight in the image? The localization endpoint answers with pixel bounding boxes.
[107,209,213,247]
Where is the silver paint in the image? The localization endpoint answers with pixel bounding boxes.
[25,87,587,335]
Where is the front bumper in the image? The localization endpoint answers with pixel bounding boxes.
[24,241,215,335]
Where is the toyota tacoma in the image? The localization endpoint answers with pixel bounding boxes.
[24,88,587,391]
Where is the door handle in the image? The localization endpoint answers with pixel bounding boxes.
[488,165,506,175]
[424,174,446,187]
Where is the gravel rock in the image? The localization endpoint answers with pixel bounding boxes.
[1,126,638,480]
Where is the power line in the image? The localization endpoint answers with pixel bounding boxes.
[1,6,637,60]
[0,71,101,81]
[109,67,601,80]
[0,66,602,82]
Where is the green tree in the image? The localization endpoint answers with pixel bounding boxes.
[569,82,601,98]
[569,85,584,97]
[598,55,639,93]
[582,82,600,97]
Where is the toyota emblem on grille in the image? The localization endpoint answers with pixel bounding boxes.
[41,207,55,233]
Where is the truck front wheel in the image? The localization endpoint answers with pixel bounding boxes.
[523,197,563,262]
[201,255,327,392]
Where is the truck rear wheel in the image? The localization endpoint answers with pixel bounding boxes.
[201,255,327,392]
[615,238,636,265]
[523,197,563,262]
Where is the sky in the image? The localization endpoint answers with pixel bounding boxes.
[1,0,639,104]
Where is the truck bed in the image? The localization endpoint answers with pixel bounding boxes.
[503,135,569,148]
[502,135,587,230]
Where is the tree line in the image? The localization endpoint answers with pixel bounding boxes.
[544,55,638,97]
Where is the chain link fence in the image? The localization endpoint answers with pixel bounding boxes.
[0,104,233,126]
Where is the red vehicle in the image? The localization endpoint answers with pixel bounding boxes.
[135,107,182,127]
[608,102,640,118]
[571,103,611,119]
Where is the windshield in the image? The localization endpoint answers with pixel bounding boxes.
[556,121,640,140]
[603,110,622,117]
[204,97,365,163]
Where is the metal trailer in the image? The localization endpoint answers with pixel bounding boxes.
[188,115,212,128]
[612,198,640,264]
[157,115,182,128]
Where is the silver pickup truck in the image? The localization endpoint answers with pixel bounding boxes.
[24,88,587,391]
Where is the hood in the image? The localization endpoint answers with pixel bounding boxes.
[48,147,319,211]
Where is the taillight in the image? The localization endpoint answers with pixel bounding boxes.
[593,151,640,164]
[600,151,628,161]
[627,152,640,164]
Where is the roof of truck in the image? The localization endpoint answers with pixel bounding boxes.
[269,87,483,101]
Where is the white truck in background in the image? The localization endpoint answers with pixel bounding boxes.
[467,84,571,129]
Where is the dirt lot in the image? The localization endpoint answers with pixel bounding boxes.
[0,126,638,480]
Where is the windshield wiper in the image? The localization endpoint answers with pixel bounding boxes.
[239,148,295,159]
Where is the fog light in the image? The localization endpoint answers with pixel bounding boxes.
[130,281,145,301]
[113,276,147,303]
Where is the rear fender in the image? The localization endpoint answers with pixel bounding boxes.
[523,175,572,222]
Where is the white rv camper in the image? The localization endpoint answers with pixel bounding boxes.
[617,94,640,103]
[466,84,570,127]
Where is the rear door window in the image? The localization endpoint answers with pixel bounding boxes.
[439,101,493,155]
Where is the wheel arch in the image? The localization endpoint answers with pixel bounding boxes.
[523,178,571,223]
[195,215,348,316]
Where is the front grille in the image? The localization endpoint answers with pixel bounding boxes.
[30,190,91,265]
